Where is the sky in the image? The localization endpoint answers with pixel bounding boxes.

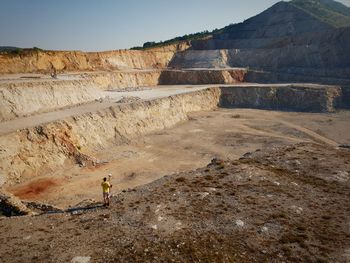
[1,0,350,51]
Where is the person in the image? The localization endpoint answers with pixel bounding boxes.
[101,176,112,207]
[50,67,57,79]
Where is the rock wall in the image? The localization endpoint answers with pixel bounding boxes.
[183,1,350,85]
[0,43,190,74]
[245,70,350,86]
[171,40,350,75]
[170,45,350,85]
[1,82,346,186]
[0,88,220,185]
[0,70,164,121]
[0,68,247,122]
[0,79,102,121]
[83,70,161,90]
[219,85,342,112]
[169,50,230,69]
[158,69,247,85]
[172,25,350,85]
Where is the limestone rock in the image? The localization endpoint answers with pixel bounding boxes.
[0,190,33,216]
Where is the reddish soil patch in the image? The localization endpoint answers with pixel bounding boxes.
[10,178,58,200]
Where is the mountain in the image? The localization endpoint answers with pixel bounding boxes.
[189,0,349,50]
[168,0,350,85]
[212,1,333,40]
[133,0,350,50]
[193,0,335,50]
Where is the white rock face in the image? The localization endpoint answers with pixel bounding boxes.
[0,70,165,122]
[71,256,91,263]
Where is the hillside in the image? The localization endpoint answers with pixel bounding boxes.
[132,0,350,50]
[1,142,349,262]
[167,0,350,85]
[210,1,334,41]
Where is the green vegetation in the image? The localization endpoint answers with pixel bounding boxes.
[130,30,217,50]
[319,0,350,16]
[10,48,23,55]
[32,46,44,52]
[290,0,350,27]
[0,46,20,53]
[0,46,45,55]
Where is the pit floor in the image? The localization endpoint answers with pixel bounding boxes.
[7,108,350,208]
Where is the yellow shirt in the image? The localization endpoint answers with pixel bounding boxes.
[101,181,111,193]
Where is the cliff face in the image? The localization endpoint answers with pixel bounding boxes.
[0,83,345,186]
[0,79,102,121]
[171,26,350,75]
[0,68,247,122]
[0,43,190,74]
[220,85,342,112]
[171,2,350,84]
[158,69,246,85]
[0,71,163,121]
[0,88,220,185]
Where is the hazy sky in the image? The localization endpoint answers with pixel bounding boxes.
[1,0,349,51]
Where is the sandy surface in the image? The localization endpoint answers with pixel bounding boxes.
[6,108,350,208]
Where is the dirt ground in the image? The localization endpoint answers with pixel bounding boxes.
[6,108,350,209]
[0,141,349,262]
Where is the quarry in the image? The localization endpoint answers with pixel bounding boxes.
[1,0,350,262]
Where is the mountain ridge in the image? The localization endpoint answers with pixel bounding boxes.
[132,0,350,50]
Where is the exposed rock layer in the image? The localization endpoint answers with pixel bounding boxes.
[220,85,342,112]
[0,43,189,74]
[0,79,102,121]
[0,84,346,186]
[173,2,350,85]
[159,69,247,85]
[0,88,220,185]
[0,69,248,122]
[0,70,163,121]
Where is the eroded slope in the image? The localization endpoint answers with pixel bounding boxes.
[0,143,349,262]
